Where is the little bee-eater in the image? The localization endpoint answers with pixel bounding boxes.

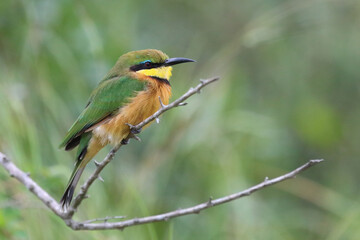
[59,49,195,208]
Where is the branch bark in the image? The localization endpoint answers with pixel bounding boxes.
[0,152,66,218]
[0,152,323,230]
[70,159,323,230]
[0,76,324,231]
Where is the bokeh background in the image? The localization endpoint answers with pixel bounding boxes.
[1,0,360,239]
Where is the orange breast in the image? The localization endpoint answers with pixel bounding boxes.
[93,78,172,146]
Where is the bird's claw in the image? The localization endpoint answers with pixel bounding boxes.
[122,123,142,143]
[129,132,141,142]
[126,123,142,135]
[125,123,142,134]
[121,138,129,145]
[132,128,141,134]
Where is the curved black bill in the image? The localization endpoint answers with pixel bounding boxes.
[164,57,196,66]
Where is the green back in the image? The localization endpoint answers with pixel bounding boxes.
[59,76,146,148]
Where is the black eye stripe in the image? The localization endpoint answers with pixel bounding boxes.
[130,62,163,71]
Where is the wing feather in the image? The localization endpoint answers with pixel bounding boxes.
[59,76,146,149]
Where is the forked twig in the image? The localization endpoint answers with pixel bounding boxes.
[0,152,323,230]
[0,76,324,231]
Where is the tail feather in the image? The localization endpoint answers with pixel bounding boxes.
[60,133,103,209]
[60,166,85,209]
[60,132,92,209]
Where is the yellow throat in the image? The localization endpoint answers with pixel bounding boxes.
[138,66,173,80]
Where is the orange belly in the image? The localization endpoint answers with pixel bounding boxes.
[93,81,171,146]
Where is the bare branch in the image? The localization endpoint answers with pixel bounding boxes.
[0,76,325,231]
[0,152,65,218]
[0,151,324,230]
[69,159,324,230]
[133,77,220,131]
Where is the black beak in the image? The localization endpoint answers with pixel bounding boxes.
[163,57,196,66]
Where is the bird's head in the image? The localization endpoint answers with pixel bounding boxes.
[107,49,195,83]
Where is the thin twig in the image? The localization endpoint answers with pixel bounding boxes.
[131,77,220,131]
[65,145,122,218]
[82,215,126,224]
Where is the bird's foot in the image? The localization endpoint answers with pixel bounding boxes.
[125,123,142,134]
[121,138,129,145]
[128,132,141,142]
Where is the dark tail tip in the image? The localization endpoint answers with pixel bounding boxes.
[60,167,85,210]
[60,184,75,209]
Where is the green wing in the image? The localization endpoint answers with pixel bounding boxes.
[59,76,146,150]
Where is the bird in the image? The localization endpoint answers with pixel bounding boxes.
[59,49,195,208]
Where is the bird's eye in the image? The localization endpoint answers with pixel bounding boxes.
[144,62,151,67]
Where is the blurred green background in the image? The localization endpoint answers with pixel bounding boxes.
[1,0,360,239]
